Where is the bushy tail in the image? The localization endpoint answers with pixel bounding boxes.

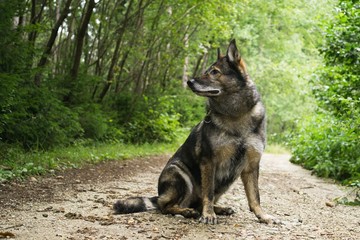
[113,196,158,214]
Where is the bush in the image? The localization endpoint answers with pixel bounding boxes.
[1,86,83,149]
[171,93,205,127]
[289,113,360,183]
[77,104,109,140]
[115,95,181,143]
[289,0,360,185]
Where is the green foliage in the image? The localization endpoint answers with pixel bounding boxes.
[107,89,204,144]
[77,104,110,140]
[2,0,350,186]
[1,0,334,151]
[228,0,335,143]
[335,180,360,206]
[0,74,20,136]
[170,91,204,127]
[1,87,83,149]
[120,95,181,143]
[0,0,29,74]
[314,0,360,119]
[290,0,360,185]
[0,145,46,182]
[289,113,360,183]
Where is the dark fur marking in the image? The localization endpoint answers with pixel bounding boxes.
[158,171,187,204]
[252,114,265,134]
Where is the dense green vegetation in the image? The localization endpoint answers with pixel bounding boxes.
[1,0,358,191]
[289,0,359,190]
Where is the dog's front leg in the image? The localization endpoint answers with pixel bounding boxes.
[241,163,278,224]
[199,160,217,224]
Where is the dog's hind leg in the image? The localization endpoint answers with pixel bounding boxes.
[157,164,199,219]
[157,188,200,219]
[161,204,200,219]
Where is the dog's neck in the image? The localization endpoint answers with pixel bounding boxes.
[207,86,260,118]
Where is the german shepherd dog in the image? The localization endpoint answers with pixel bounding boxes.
[114,39,276,224]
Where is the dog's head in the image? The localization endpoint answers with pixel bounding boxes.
[187,39,249,97]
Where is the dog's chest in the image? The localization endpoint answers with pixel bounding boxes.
[211,133,245,181]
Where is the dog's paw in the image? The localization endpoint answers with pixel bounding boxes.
[258,214,281,224]
[215,206,235,216]
[182,209,200,219]
[199,213,218,224]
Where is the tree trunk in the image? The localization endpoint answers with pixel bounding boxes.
[114,50,130,93]
[97,0,134,102]
[192,54,203,78]
[63,0,95,103]
[182,33,189,88]
[200,51,209,74]
[69,0,96,81]
[27,0,46,72]
[33,0,72,86]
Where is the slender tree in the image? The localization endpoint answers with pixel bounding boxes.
[34,0,72,86]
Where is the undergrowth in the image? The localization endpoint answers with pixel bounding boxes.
[288,113,360,205]
[0,130,189,183]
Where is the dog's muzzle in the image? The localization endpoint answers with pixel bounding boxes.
[187,79,221,96]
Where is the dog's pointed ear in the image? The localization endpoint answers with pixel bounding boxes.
[217,48,221,60]
[226,39,248,77]
[226,39,241,63]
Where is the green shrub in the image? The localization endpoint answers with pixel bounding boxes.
[1,86,83,149]
[77,104,109,140]
[116,95,181,143]
[289,113,360,183]
[171,92,205,127]
[289,0,360,186]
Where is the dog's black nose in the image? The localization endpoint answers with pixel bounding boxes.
[187,79,195,87]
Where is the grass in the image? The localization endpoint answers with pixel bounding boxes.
[0,129,289,183]
[0,137,185,182]
[265,144,290,154]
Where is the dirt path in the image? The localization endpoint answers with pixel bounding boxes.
[0,154,359,240]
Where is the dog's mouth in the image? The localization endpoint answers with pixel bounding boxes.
[187,79,221,97]
[193,89,221,96]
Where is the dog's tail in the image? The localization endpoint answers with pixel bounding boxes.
[113,196,158,214]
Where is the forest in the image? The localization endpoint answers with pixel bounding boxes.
[0,0,359,190]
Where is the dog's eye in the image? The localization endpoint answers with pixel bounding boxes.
[210,69,220,75]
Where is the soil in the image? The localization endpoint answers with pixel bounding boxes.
[0,153,359,240]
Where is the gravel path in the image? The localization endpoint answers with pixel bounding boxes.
[0,153,359,239]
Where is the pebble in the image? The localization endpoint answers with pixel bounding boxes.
[30,177,37,182]
[325,201,335,207]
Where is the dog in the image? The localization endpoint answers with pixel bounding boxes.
[114,39,276,224]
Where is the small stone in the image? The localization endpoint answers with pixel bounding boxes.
[30,177,37,182]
